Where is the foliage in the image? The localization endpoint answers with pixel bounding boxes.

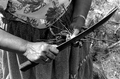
[89,0,120,79]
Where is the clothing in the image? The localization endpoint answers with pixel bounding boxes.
[1,0,93,79]
[1,0,71,29]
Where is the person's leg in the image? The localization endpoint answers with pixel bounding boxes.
[69,45,81,79]
[78,41,93,79]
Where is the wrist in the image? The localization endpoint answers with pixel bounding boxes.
[72,15,86,30]
[73,15,86,23]
[23,41,31,56]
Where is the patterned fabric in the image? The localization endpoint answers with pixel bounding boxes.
[1,0,71,29]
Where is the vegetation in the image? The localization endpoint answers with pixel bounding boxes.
[89,0,120,79]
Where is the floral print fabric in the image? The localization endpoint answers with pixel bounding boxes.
[1,0,71,29]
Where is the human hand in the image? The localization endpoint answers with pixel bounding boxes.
[68,16,86,40]
[67,29,79,40]
[66,29,83,47]
[23,42,59,63]
[66,16,87,46]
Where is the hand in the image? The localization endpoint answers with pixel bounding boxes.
[66,29,79,40]
[23,42,59,63]
[68,16,86,40]
[66,29,83,47]
[66,16,86,46]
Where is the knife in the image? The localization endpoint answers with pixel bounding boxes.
[20,6,118,72]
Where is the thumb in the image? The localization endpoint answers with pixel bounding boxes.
[72,29,80,36]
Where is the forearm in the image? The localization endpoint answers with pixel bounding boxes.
[0,29,29,54]
[72,0,92,25]
[73,0,92,17]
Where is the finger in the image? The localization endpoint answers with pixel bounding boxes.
[41,55,52,63]
[66,34,71,40]
[81,26,87,30]
[80,26,87,32]
[44,58,52,63]
[32,54,47,63]
[70,34,76,39]
[49,45,59,55]
[43,51,56,60]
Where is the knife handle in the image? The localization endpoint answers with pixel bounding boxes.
[19,60,38,71]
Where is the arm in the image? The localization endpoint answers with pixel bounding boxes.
[69,0,92,78]
[0,28,59,62]
[0,6,28,54]
[71,0,92,36]
[0,6,58,64]
[72,0,92,19]
[0,29,28,54]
